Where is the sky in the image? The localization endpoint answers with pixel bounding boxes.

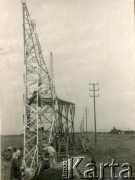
[0,0,135,135]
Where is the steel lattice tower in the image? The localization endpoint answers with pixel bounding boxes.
[22,0,53,168]
[50,52,56,100]
[22,0,76,169]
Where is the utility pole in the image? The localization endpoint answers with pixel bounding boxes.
[80,116,84,134]
[84,107,89,138]
[89,83,99,146]
[83,116,84,133]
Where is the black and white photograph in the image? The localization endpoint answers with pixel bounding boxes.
[1,0,135,179]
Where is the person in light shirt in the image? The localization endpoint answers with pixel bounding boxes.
[43,144,56,168]
[16,146,23,158]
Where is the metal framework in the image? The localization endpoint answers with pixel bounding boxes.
[49,52,76,154]
[22,0,76,169]
[56,99,76,155]
[22,0,53,168]
[42,98,76,155]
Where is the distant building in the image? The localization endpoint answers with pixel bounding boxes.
[110,127,135,134]
[119,131,125,135]
[110,127,122,134]
[124,130,135,134]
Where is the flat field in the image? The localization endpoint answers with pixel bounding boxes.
[75,133,135,179]
[1,135,23,153]
[1,133,135,179]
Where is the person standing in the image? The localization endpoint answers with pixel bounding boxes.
[2,147,12,180]
[43,144,56,168]
[16,146,23,158]
[11,147,22,180]
[12,147,18,159]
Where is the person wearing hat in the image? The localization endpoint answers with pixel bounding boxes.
[43,144,56,168]
[8,146,12,151]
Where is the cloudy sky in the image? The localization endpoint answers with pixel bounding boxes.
[0,0,135,135]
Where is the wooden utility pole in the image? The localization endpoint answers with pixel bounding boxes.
[83,116,84,133]
[89,83,99,146]
[80,116,84,133]
[84,107,89,138]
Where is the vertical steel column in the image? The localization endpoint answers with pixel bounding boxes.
[65,105,69,155]
[22,1,52,169]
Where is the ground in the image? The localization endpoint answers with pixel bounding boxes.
[75,133,135,179]
[1,133,135,179]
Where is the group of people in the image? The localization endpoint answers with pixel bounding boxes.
[2,146,23,180]
[2,144,56,180]
[21,144,57,180]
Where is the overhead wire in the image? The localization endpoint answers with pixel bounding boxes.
[54,57,82,130]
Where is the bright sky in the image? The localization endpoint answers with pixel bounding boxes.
[0,0,135,135]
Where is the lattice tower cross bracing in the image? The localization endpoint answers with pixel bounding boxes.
[22,0,76,170]
[22,0,53,168]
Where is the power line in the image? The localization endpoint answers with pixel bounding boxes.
[53,59,72,102]
[54,58,81,129]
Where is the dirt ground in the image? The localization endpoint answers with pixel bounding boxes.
[1,133,135,179]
